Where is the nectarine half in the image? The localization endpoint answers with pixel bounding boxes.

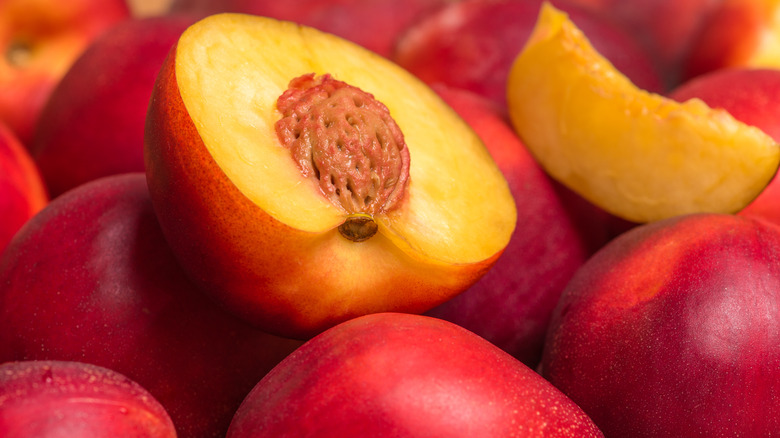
[145,13,516,338]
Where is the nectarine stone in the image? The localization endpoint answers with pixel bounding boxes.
[276,73,409,220]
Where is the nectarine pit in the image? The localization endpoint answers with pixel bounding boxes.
[276,73,410,241]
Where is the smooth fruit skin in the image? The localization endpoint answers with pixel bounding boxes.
[425,85,591,367]
[0,122,47,255]
[394,0,663,111]
[168,0,450,58]
[566,0,724,88]
[683,0,780,81]
[0,173,303,438]
[540,213,780,437]
[0,360,176,437]
[227,312,604,438]
[0,0,129,146]
[32,15,196,198]
[145,45,501,339]
[669,68,780,225]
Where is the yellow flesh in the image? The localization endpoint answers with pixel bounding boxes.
[507,3,780,223]
[175,13,516,264]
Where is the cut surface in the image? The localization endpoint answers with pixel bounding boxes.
[507,3,780,223]
[175,13,515,264]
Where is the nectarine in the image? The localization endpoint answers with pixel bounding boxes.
[32,15,196,198]
[0,173,303,438]
[228,313,604,437]
[0,0,129,146]
[0,360,176,437]
[145,13,517,338]
[541,213,780,436]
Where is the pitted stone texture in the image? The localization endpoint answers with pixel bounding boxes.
[276,73,410,216]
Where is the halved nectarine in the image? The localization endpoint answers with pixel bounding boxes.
[145,13,516,339]
[507,3,780,224]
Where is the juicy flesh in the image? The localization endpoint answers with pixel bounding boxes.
[174,13,516,264]
[507,3,780,223]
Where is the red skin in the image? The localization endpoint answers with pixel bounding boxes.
[228,312,604,437]
[0,121,47,255]
[566,0,724,87]
[683,0,768,80]
[168,0,451,58]
[32,15,197,198]
[425,85,593,367]
[0,173,303,438]
[668,68,780,225]
[0,0,129,147]
[393,0,664,111]
[540,213,780,436]
[0,360,176,437]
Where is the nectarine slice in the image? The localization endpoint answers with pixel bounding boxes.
[507,3,780,223]
[145,13,516,338]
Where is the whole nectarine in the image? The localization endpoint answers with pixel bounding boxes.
[0,360,176,437]
[541,213,780,436]
[0,0,129,146]
[0,173,302,438]
[32,15,196,198]
[228,313,604,437]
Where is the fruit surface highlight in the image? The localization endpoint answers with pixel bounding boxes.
[227,313,604,437]
[507,3,780,223]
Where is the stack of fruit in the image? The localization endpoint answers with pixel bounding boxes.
[2,0,780,436]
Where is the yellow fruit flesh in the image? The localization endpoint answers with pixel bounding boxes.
[507,3,780,223]
[176,13,516,264]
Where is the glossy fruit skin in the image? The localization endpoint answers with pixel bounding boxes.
[228,312,604,438]
[0,122,47,255]
[393,0,663,111]
[0,360,176,437]
[541,213,780,437]
[32,15,196,198]
[425,85,591,367]
[145,41,502,340]
[0,173,302,438]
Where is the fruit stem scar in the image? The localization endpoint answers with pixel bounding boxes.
[338,213,379,242]
[275,73,410,241]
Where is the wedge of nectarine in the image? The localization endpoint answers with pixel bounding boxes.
[507,3,780,224]
[145,13,517,338]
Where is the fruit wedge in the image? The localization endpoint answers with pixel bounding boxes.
[145,13,516,338]
[506,2,780,223]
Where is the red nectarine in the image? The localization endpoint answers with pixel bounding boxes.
[228,313,604,437]
[541,213,780,436]
[0,173,302,438]
[0,360,176,437]
[145,13,516,338]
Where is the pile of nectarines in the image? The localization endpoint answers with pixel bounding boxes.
[2,0,780,436]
